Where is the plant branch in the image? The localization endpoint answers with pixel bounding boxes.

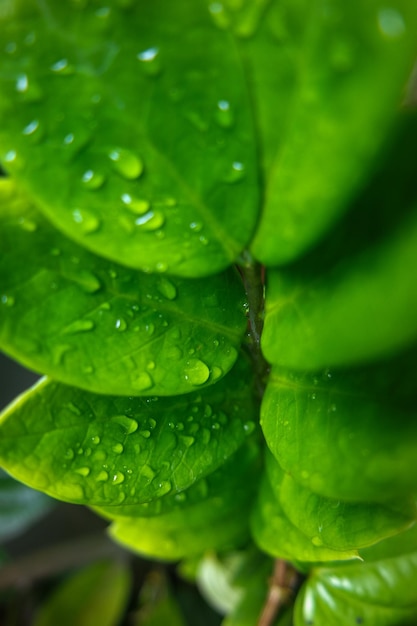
[257,560,297,626]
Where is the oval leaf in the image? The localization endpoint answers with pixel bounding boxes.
[0,0,259,277]
[261,355,417,502]
[0,359,257,506]
[0,179,246,396]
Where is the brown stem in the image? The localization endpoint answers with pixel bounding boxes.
[257,560,296,626]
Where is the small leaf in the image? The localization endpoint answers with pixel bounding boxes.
[266,451,416,553]
[249,0,417,265]
[0,359,257,506]
[108,443,259,560]
[0,469,53,543]
[295,546,417,626]
[0,180,246,396]
[251,468,359,563]
[33,560,131,626]
[0,0,259,277]
[261,354,417,502]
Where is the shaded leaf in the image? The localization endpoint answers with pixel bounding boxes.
[251,468,359,563]
[262,203,417,370]
[249,0,417,265]
[0,360,257,506]
[134,570,186,626]
[295,547,417,626]
[261,354,417,502]
[33,560,131,626]
[266,451,416,553]
[0,0,258,277]
[0,179,246,396]
[0,469,53,543]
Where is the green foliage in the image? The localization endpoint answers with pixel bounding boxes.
[1,1,417,624]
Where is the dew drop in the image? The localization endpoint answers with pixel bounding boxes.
[147,361,156,370]
[75,466,90,477]
[243,421,255,434]
[378,8,405,38]
[137,46,161,75]
[133,372,154,391]
[312,536,323,547]
[81,169,106,190]
[96,470,109,482]
[211,422,220,430]
[72,208,101,233]
[157,277,177,300]
[225,161,245,183]
[135,210,165,231]
[51,58,74,74]
[16,73,28,92]
[111,415,138,434]
[78,270,101,293]
[115,317,127,332]
[121,193,150,215]
[18,217,37,232]
[174,492,187,503]
[216,99,234,128]
[109,148,144,179]
[184,359,210,386]
[22,119,40,136]
[204,404,213,418]
[4,150,17,163]
[141,464,156,482]
[140,430,151,438]
[1,294,14,307]
[112,443,124,454]
[64,448,74,460]
[52,344,72,365]
[83,365,94,374]
[145,323,155,335]
[112,471,125,484]
[180,435,195,448]
[201,428,211,444]
[91,436,101,445]
[155,481,172,497]
[62,318,95,334]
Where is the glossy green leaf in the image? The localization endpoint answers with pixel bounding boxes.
[109,444,258,560]
[251,469,359,563]
[33,560,131,626]
[265,451,416,553]
[262,203,417,370]
[0,360,257,506]
[0,179,246,396]
[261,354,417,502]
[0,0,258,277]
[295,547,417,626]
[0,469,53,542]
[249,0,417,265]
[94,441,260,519]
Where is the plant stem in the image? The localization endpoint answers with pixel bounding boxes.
[257,560,297,626]
[238,250,270,398]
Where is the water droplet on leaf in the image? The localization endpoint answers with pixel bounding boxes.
[112,443,124,454]
[72,208,101,233]
[135,210,165,231]
[63,319,95,334]
[75,466,90,477]
[109,148,144,179]
[216,99,234,128]
[112,472,125,485]
[81,169,106,190]
[96,470,109,482]
[184,359,210,385]
[157,277,177,300]
[111,415,138,434]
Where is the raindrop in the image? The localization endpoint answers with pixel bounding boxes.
[378,8,405,38]
[137,46,161,75]
[311,536,323,547]
[91,436,101,445]
[180,435,195,448]
[112,443,124,454]
[135,210,165,231]
[225,161,245,183]
[184,359,210,385]
[211,422,220,430]
[115,317,127,332]
[156,481,172,497]
[51,58,74,74]
[109,148,144,179]
[201,428,211,444]
[96,470,109,482]
[4,150,17,163]
[75,466,90,477]
[157,277,177,300]
[81,169,106,190]
[16,74,28,92]
[204,404,213,418]
[78,270,101,293]
[141,464,156,482]
[148,418,157,429]
[147,361,156,370]
[121,193,150,215]
[216,99,234,128]
[211,366,223,381]
[18,217,37,232]
[133,372,154,392]
[189,221,203,232]
[63,319,95,334]
[64,448,74,460]
[66,402,81,415]
[22,119,40,136]
[111,415,139,434]
[83,365,94,374]
[155,261,168,272]
[52,344,72,365]
[72,208,101,233]
[145,323,155,335]
[174,492,187,503]
[140,430,151,438]
[112,471,125,484]
[208,2,229,29]
[243,421,255,434]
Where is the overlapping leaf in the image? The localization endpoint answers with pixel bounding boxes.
[265,451,415,554]
[261,352,417,502]
[0,180,247,396]
[0,359,257,506]
[249,0,417,265]
[109,443,259,560]
[0,0,259,277]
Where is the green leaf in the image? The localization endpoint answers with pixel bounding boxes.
[0,469,53,542]
[249,0,417,266]
[33,560,131,626]
[0,179,246,396]
[251,467,359,563]
[134,570,186,626]
[294,547,417,626]
[108,444,258,560]
[261,355,417,502]
[261,202,417,370]
[0,0,259,277]
[0,359,257,506]
[266,451,416,553]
